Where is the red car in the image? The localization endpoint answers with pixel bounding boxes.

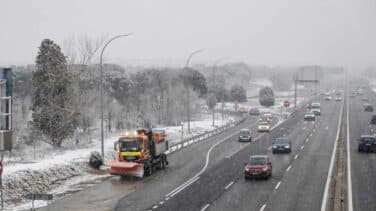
[244,155,272,179]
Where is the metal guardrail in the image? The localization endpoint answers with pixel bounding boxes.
[165,97,314,156]
[165,117,247,155]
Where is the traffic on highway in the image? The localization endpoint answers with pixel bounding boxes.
[2,1,376,211]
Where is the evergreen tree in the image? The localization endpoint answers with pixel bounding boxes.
[32,39,75,147]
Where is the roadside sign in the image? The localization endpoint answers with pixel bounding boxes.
[25,193,53,201]
[283,100,290,107]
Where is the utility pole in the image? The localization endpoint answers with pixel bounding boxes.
[99,33,132,161]
[185,49,203,133]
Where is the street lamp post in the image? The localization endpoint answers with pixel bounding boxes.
[212,57,228,123]
[99,33,132,161]
[184,49,203,133]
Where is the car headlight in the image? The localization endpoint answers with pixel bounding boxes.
[285,145,290,148]
[273,145,277,148]
[262,167,268,171]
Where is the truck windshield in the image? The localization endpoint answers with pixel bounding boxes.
[119,138,142,152]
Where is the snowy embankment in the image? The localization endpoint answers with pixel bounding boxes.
[369,79,376,93]
[5,113,234,210]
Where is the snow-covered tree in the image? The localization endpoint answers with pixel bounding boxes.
[32,39,76,147]
[230,85,247,102]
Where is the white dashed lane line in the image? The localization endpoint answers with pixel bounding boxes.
[201,204,210,211]
[300,145,304,150]
[274,181,282,190]
[286,165,292,172]
[224,181,234,190]
[259,204,267,211]
[294,154,299,160]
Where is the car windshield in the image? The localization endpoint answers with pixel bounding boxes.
[306,112,314,115]
[240,130,251,135]
[119,138,142,152]
[275,138,288,144]
[312,104,320,109]
[260,122,269,125]
[361,137,376,143]
[249,157,267,165]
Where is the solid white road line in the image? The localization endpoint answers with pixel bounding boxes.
[168,176,200,198]
[286,165,291,172]
[224,181,234,190]
[346,88,353,211]
[275,181,281,190]
[165,117,286,199]
[201,204,210,211]
[320,93,344,211]
[259,204,267,211]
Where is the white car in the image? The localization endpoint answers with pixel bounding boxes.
[258,122,270,132]
[304,112,315,121]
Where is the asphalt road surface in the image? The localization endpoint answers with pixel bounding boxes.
[141,95,343,211]
[347,84,376,211]
[41,79,347,211]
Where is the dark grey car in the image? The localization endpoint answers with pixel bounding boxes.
[272,138,291,153]
[239,129,252,142]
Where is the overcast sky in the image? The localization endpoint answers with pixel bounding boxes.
[1,0,375,67]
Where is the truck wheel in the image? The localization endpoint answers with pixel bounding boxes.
[144,162,152,176]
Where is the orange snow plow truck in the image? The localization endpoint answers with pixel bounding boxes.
[107,128,169,178]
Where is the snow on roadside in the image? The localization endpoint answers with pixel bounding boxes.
[5,113,234,210]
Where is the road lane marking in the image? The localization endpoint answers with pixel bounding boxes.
[259,204,267,211]
[152,205,159,209]
[303,127,306,130]
[159,201,164,205]
[201,204,210,211]
[320,92,344,211]
[165,121,261,198]
[275,181,281,190]
[167,176,200,198]
[294,154,299,159]
[306,138,309,143]
[309,133,313,137]
[224,181,234,190]
[165,197,170,201]
[325,126,329,130]
[300,145,304,150]
[286,165,291,172]
[346,89,353,211]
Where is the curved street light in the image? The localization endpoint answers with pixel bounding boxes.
[211,57,229,124]
[185,49,204,133]
[99,33,133,160]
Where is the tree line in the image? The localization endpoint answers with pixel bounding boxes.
[12,38,250,147]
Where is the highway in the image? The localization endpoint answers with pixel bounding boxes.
[41,114,276,211]
[347,83,376,211]
[40,77,352,211]
[136,94,343,211]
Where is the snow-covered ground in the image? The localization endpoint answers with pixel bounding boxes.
[6,77,309,210]
[5,113,235,210]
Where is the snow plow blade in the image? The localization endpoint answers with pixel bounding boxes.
[107,161,144,178]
